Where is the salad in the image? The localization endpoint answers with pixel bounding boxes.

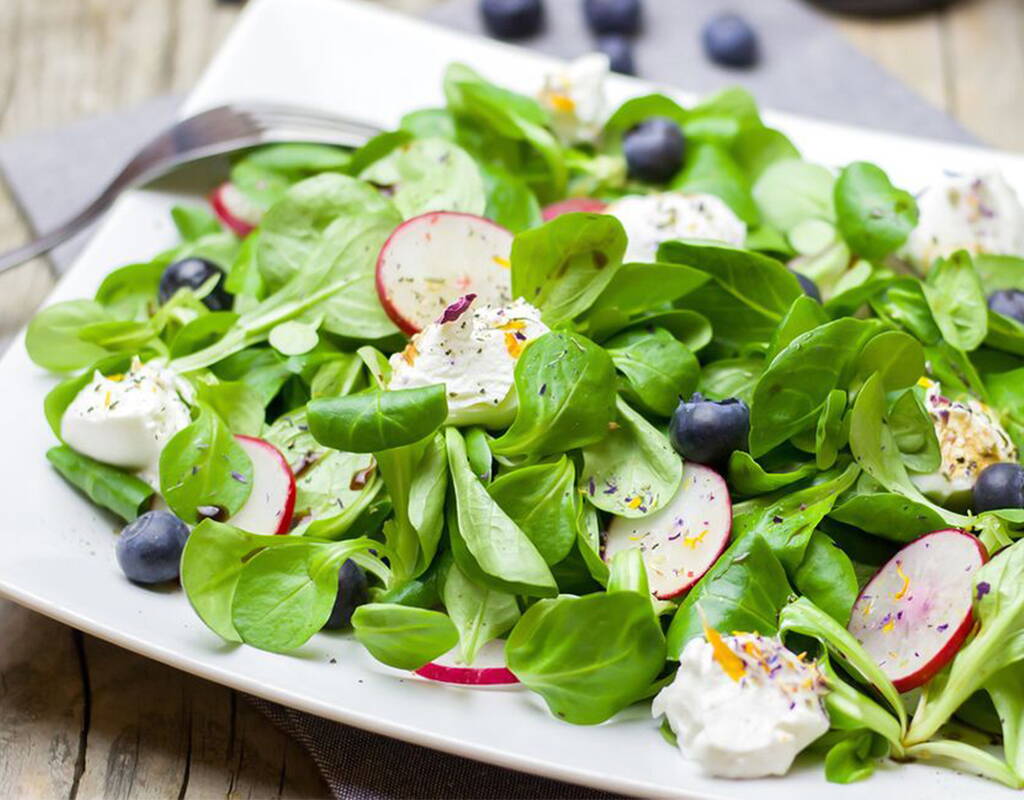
[24,54,1024,788]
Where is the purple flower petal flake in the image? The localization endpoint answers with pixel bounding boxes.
[437,293,477,324]
[977,581,991,600]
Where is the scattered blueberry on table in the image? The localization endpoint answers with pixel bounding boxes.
[480,0,544,39]
[116,510,191,584]
[988,288,1024,324]
[701,13,760,68]
[596,34,635,75]
[623,117,685,182]
[323,559,370,630]
[158,256,232,310]
[583,0,641,35]
[973,463,1024,513]
[669,393,750,467]
[791,269,823,303]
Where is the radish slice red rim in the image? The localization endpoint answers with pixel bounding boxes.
[848,528,987,693]
[375,211,513,336]
[542,197,607,221]
[228,435,297,535]
[414,640,520,687]
[209,182,263,237]
[603,463,732,600]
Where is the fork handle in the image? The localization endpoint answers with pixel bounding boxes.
[0,197,109,274]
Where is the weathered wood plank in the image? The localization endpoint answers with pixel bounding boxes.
[0,601,85,800]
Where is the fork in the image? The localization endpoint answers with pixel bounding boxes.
[0,103,383,274]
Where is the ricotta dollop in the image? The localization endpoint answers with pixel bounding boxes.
[537,53,609,145]
[911,380,1018,503]
[606,192,747,263]
[906,170,1024,271]
[653,631,829,779]
[61,357,193,486]
[387,297,549,428]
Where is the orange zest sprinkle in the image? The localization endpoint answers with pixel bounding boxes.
[704,624,745,682]
[894,562,911,601]
[492,255,511,269]
[401,343,418,366]
[917,377,934,389]
[107,373,124,382]
[608,421,620,431]
[882,618,896,633]
[546,92,576,113]
[104,391,112,408]
[504,332,524,358]
[498,320,526,331]
[626,495,644,510]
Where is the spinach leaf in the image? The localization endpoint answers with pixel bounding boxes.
[307,385,448,453]
[923,251,989,352]
[767,295,829,363]
[889,388,940,473]
[732,126,800,181]
[26,300,113,372]
[375,431,448,578]
[488,457,577,565]
[479,162,542,233]
[820,730,890,784]
[666,535,790,658]
[792,531,858,625]
[180,520,298,642]
[848,372,969,529]
[670,143,759,225]
[491,332,616,457]
[751,159,835,233]
[94,261,164,319]
[834,162,917,259]
[232,537,387,652]
[352,604,460,671]
[194,379,264,436]
[748,318,882,456]
[986,309,1024,357]
[575,500,609,586]
[727,450,816,496]
[359,137,486,218]
[698,357,763,403]
[230,143,352,208]
[446,428,556,597]
[159,404,253,523]
[46,445,153,522]
[815,388,848,470]
[870,280,941,345]
[510,213,626,328]
[584,263,708,322]
[579,397,683,518]
[731,462,860,571]
[605,327,699,417]
[505,592,666,725]
[975,254,1024,293]
[170,312,240,359]
[442,563,520,664]
[852,329,926,392]
[828,492,946,543]
[171,205,222,241]
[211,348,293,406]
[659,240,802,350]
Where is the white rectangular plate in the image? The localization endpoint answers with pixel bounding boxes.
[2,1,1022,796]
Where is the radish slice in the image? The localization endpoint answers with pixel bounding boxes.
[848,529,987,692]
[228,435,296,535]
[603,463,732,600]
[210,182,263,237]
[375,211,513,335]
[542,197,607,221]
[414,640,520,687]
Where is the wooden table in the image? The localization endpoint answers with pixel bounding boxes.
[0,0,1021,796]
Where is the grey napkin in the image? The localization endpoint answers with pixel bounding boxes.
[0,2,973,798]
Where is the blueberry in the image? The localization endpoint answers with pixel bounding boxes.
[584,0,641,35]
[701,13,759,68]
[988,289,1024,324]
[597,35,636,75]
[480,0,543,39]
[973,463,1024,513]
[159,257,231,311]
[669,393,750,467]
[623,117,685,183]
[791,269,822,303]
[115,511,190,584]
[322,559,370,630]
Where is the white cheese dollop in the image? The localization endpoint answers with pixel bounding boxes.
[910,379,1018,505]
[61,357,193,487]
[606,192,747,263]
[387,297,549,428]
[906,170,1024,271]
[653,632,829,779]
[537,53,609,145]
